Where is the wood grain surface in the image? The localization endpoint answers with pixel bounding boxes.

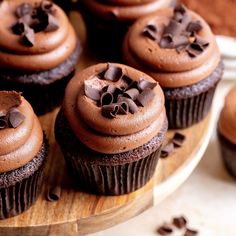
[0,12,213,236]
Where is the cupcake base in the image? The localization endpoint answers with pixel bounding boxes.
[0,137,48,219]
[218,131,236,178]
[164,61,223,129]
[55,109,167,195]
[0,44,81,115]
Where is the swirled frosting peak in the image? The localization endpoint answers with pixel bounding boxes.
[64,63,166,154]
[0,91,43,173]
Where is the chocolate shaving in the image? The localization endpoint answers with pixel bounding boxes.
[174,4,186,15]
[12,21,26,35]
[84,82,101,101]
[118,97,139,114]
[172,132,186,147]
[100,92,114,106]
[22,25,35,47]
[160,142,174,158]
[8,108,25,128]
[157,225,173,235]
[0,116,7,129]
[104,63,123,82]
[159,35,174,48]
[123,88,139,100]
[187,20,202,33]
[163,19,183,38]
[117,101,129,115]
[195,36,209,48]
[172,216,187,229]
[136,89,155,107]
[45,14,59,32]
[102,104,119,119]
[184,228,198,236]
[137,77,157,91]
[16,3,33,18]
[46,185,61,202]
[142,24,157,40]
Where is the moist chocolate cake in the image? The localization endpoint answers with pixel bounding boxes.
[0,0,81,115]
[55,63,167,195]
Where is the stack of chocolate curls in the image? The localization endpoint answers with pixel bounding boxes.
[142,4,209,57]
[84,63,157,119]
[12,0,59,47]
[0,91,25,130]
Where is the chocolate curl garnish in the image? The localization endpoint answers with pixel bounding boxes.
[16,3,33,18]
[142,24,157,40]
[46,185,61,202]
[40,0,53,14]
[22,25,35,47]
[174,4,186,15]
[100,92,114,106]
[104,64,123,82]
[137,77,157,91]
[118,97,139,114]
[8,108,25,128]
[117,101,129,115]
[136,89,155,107]
[84,81,101,101]
[163,19,184,38]
[102,104,119,119]
[123,88,139,100]
[159,35,174,48]
[45,14,59,32]
[0,116,7,129]
[187,20,202,33]
[103,85,117,94]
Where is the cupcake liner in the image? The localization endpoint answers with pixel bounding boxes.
[165,85,216,129]
[218,131,236,178]
[0,139,48,219]
[64,148,160,195]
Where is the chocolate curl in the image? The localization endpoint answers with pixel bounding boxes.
[195,36,209,48]
[40,0,53,14]
[117,101,129,115]
[8,108,25,128]
[186,43,204,57]
[160,142,174,158]
[45,14,59,32]
[84,81,101,101]
[12,21,26,35]
[157,224,173,235]
[123,88,139,100]
[163,19,184,38]
[104,63,123,82]
[102,104,119,118]
[136,89,155,107]
[16,3,33,18]
[173,216,187,229]
[103,85,117,94]
[187,20,202,33]
[172,132,186,147]
[142,24,157,40]
[118,97,139,114]
[0,116,7,129]
[22,25,35,47]
[137,77,157,91]
[100,92,114,106]
[46,185,61,202]
[174,4,186,15]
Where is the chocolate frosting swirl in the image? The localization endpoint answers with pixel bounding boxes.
[80,0,174,21]
[0,92,43,173]
[123,8,221,88]
[64,63,166,154]
[0,0,77,72]
[218,86,236,145]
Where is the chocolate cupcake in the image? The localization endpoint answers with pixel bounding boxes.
[218,86,236,178]
[55,63,167,195]
[0,91,48,219]
[0,0,81,115]
[79,0,175,61]
[123,5,223,128]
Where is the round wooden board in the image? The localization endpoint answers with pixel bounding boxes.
[0,11,214,236]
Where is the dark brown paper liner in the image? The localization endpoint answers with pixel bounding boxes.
[165,85,216,129]
[0,139,48,219]
[64,148,160,195]
[218,131,236,178]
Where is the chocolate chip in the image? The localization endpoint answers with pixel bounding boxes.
[102,104,119,118]
[100,92,114,106]
[104,63,123,82]
[118,97,139,114]
[160,142,174,158]
[16,3,33,18]
[173,216,187,229]
[22,25,35,47]
[118,101,129,115]
[137,77,157,91]
[136,89,155,107]
[0,116,7,129]
[187,20,202,33]
[173,35,189,48]
[8,108,25,128]
[157,225,173,235]
[184,228,198,236]
[84,82,101,101]
[172,132,186,147]
[46,185,61,202]
[124,88,140,100]
[45,14,59,32]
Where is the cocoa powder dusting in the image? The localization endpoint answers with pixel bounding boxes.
[181,0,236,37]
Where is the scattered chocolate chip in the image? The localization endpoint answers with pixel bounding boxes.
[0,116,7,129]
[136,89,155,107]
[118,101,129,115]
[102,104,119,119]
[100,92,114,106]
[142,24,157,40]
[157,225,173,235]
[8,108,25,128]
[104,63,123,82]
[46,185,61,202]
[184,228,198,236]
[22,25,35,47]
[45,14,59,32]
[84,82,101,101]
[118,97,139,114]
[172,132,186,147]
[16,3,33,18]
[187,20,202,33]
[12,21,26,35]
[160,142,175,158]
[173,216,187,229]
[124,88,140,100]
[137,77,157,91]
